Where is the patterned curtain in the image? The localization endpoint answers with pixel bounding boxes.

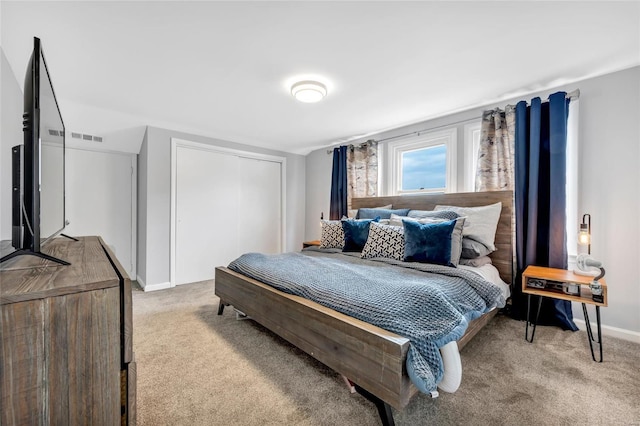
[347,140,378,211]
[475,105,516,191]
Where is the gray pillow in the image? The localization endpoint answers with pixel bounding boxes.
[459,256,493,267]
[461,238,493,259]
[407,209,459,221]
[434,202,502,251]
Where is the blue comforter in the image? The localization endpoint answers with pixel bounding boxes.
[227,248,505,395]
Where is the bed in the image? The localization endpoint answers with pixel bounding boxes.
[215,190,513,424]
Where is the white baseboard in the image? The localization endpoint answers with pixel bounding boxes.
[574,319,640,344]
[137,275,171,292]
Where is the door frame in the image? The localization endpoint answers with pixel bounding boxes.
[170,138,287,287]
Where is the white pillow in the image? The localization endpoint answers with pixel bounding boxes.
[434,202,501,251]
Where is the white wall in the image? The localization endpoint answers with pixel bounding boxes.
[1,48,24,241]
[137,128,149,285]
[137,126,305,289]
[304,148,333,241]
[305,66,640,337]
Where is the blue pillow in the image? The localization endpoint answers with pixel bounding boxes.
[341,217,380,252]
[357,208,410,220]
[403,219,456,266]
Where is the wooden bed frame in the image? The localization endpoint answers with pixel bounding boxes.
[215,190,513,420]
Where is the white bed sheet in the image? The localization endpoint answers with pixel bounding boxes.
[458,263,511,301]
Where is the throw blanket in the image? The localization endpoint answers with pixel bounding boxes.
[228,249,505,395]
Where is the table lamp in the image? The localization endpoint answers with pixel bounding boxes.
[578,213,591,254]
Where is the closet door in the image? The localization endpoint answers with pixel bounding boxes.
[175,147,240,285]
[237,157,282,255]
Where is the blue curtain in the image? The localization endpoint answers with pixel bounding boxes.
[513,91,578,331]
[330,146,348,220]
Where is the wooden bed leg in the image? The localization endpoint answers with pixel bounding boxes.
[217,302,225,315]
[354,384,395,426]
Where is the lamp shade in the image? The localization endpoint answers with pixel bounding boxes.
[578,223,591,246]
[291,80,327,103]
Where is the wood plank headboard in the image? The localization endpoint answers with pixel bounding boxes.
[351,190,513,286]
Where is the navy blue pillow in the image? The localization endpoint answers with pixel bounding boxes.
[341,217,380,252]
[403,219,456,266]
[357,208,410,220]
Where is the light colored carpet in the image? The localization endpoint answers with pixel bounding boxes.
[133,281,640,425]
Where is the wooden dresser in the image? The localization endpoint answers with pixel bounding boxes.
[0,236,136,425]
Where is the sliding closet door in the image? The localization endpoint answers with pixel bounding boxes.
[175,146,240,285]
[173,141,285,286]
[237,157,282,255]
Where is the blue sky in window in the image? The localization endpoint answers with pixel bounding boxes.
[402,145,446,190]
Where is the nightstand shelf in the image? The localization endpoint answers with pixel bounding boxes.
[302,240,321,248]
[522,265,607,362]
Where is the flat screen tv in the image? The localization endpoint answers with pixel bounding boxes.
[1,37,69,265]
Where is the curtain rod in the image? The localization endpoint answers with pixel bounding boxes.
[540,88,580,104]
[326,89,580,154]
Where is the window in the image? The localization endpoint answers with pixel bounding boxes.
[385,128,457,195]
[400,145,447,192]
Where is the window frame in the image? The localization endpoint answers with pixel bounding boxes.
[463,122,482,192]
[385,127,457,195]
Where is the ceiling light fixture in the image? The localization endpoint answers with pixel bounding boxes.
[291,80,327,103]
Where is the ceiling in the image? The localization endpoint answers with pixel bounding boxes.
[2,1,639,155]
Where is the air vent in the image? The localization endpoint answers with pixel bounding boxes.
[48,129,64,137]
[70,132,103,143]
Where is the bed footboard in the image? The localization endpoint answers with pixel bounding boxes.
[215,266,418,410]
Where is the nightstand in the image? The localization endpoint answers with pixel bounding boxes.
[302,240,321,249]
[522,265,607,362]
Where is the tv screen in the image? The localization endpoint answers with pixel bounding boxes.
[38,44,66,244]
[1,37,68,265]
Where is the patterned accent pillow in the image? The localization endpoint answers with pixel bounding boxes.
[320,220,344,249]
[361,222,405,261]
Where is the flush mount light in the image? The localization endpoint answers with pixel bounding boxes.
[291,80,327,103]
